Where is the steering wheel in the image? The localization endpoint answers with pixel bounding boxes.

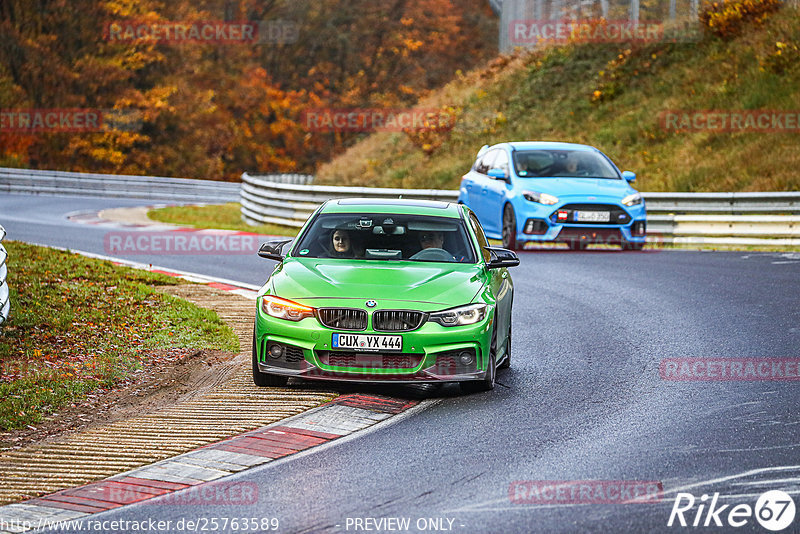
[409,248,456,262]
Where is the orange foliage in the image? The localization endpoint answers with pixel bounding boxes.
[0,0,497,178]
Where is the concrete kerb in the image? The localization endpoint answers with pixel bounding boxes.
[0,395,431,533]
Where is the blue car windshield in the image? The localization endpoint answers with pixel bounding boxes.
[292,213,477,263]
[513,150,620,179]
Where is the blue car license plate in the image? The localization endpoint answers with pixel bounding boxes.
[574,211,610,223]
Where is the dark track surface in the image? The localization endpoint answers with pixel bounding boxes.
[0,195,273,286]
[3,194,799,533]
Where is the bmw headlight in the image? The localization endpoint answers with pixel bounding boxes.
[523,190,559,205]
[429,304,488,327]
[261,295,315,321]
[622,193,643,206]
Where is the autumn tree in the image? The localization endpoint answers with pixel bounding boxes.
[0,0,497,178]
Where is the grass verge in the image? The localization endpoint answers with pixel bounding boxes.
[0,241,239,431]
[148,203,298,237]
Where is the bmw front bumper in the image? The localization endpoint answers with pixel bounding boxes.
[254,309,495,384]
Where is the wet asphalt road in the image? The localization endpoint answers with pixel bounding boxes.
[2,194,799,533]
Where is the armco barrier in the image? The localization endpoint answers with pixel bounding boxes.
[241,176,800,246]
[240,172,457,227]
[1,166,796,246]
[0,225,9,325]
[644,192,800,246]
[0,167,239,203]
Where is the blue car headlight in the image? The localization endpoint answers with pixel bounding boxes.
[523,190,559,205]
[429,304,488,327]
[622,193,643,206]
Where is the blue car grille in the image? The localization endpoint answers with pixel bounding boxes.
[550,203,630,225]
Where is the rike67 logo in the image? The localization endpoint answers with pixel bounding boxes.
[668,490,796,531]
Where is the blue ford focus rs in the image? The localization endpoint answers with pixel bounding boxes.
[458,141,647,250]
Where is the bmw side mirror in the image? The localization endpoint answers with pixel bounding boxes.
[258,240,292,261]
[485,246,520,269]
[622,171,636,183]
[488,168,509,181]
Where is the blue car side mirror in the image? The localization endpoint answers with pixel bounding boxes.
[622,171,636,183]
[488,168,509,180]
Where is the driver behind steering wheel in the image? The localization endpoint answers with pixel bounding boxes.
[419,231,445,250]
[412,230,459,261]
[564,152,594,176]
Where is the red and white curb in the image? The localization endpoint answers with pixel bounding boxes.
[67,207,178,230]
[66,206,284,239]
[0,394,427,532]
[115,260,261,301]
[26,243,261,300]
[59,206,292,299]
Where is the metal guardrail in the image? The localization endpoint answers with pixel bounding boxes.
[1,165,795,246]
[240,172,457,227]
[0,167,239,203]
[0,225,9,325]
[644,192,800,245]
[241,176,800,246]
[643,192,800,214]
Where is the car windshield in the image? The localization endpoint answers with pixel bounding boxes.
[292,213,476,263]
[513,149,620,179]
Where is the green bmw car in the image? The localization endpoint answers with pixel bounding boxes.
[253,198,518,393]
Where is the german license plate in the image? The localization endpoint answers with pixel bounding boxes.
[575,211,610,223]
[332,333,402,352]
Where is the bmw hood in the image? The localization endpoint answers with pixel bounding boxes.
[524,177,637,200]
[263,258,485,309]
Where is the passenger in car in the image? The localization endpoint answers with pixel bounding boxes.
[328,229,360,258]
[517,157,538,176]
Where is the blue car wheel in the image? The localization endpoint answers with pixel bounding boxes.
[502,204,517,250]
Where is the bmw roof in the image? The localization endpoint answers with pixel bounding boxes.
[322,198,461,217]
